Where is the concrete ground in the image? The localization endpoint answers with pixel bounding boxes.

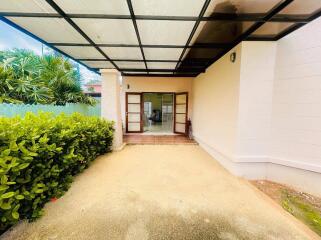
[1,145,318,240]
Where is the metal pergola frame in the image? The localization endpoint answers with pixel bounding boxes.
[0,12,313,23]
[1,0,320,77]
[126,0,148,73]
[203,0,295,70]
[174,0,212,71]
[44,0,120,72]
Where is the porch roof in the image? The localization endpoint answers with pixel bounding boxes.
[1,0,320,77]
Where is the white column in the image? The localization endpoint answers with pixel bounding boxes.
[100,69,123,150]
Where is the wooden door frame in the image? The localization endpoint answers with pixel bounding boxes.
[125,92,143,133]
[125,92,188,134]
[174,92,189,135]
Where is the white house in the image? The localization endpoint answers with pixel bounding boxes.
[2,0,321,196]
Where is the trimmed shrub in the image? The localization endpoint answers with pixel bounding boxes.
[0,113,114,232]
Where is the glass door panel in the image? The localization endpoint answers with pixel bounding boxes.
[126,93,142,133]
[174,92,188,134]
[161,94,174,132]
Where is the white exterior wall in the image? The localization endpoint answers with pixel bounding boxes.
[192,17,321,196]
[237,41,276,159]
[192,45,241,167]
[268,17,321,193]
[231,41,277,179]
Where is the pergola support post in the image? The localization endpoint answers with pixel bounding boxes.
[100,69,124,151]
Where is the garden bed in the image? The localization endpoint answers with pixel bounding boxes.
[252,180,321,237]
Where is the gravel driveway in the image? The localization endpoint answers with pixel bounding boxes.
[1,145,318,240]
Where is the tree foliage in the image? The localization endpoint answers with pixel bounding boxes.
[0,49,96,105]
[0,113,114,232]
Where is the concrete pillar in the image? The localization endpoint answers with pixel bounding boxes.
[100,69,123,150]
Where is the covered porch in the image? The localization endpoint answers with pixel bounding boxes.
[1,1,321,238]
[2,0,320,196]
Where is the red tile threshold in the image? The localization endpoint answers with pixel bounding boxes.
[123,135,197,145]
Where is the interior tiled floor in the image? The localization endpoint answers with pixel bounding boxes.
[124,134,196,145]
[143,122,173,133]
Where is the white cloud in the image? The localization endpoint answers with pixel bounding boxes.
[0,42,8,50]
[80,65,100,84]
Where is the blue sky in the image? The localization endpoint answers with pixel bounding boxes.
[0,20,99,84]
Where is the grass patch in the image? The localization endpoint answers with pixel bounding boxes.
[252,180,321,237]
[281,190,321,236]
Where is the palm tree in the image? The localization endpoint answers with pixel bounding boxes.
[0,65,21,103]
[0,49,96,105]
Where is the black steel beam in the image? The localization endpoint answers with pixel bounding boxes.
[175,0,212,71]
[126,0,148,73]
[203,13,310,23]
[274,8,321,41]
[247,8,321,42]
[120,68,203,73]
[122,73,198,77]
[269,14,309,23]
[50,42,230,48]
[202,0,295,72]
[0,12,62,18]
[245,36,277,41]
[308,8,321,22]
[44,0,120,71]
[78,58,176,62]
[0,12,311,23]
[78,58,212,64]
[274,23,305,40]
[0,16,99,74]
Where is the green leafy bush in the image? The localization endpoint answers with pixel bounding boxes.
[0,113,114,232]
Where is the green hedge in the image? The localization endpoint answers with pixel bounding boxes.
[0,113,114,232]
